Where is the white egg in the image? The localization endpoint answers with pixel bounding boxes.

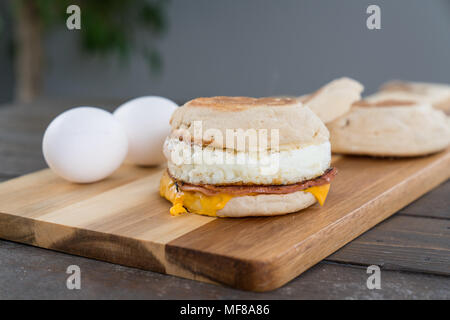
[42,107,128,183]
[113,96,178,166]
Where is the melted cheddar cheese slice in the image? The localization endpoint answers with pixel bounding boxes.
[160,172,232,217]
[305,183,330,206]
[160,172,330,217]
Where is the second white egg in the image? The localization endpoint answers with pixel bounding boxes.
[114,96,178,166]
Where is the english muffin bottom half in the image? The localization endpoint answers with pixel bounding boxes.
[160,96,336,218]
[327,99,450,157]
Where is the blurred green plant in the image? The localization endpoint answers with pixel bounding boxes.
[36,0,168,68]
[10,0,169,102]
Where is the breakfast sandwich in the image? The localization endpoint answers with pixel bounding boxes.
[327,99,450,157]
[160,97,336,217]
[372,81,450,113]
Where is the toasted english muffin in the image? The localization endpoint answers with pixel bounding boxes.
[327,100,450,157]
[374,80,450,113]
[169,96,329,151]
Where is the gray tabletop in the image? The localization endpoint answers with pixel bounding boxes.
[0,100,449,299]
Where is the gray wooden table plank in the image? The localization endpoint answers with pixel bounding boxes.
[398,180,449,219]
[326,215,450,275]
[1,239,448,300]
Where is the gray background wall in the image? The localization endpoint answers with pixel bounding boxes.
[0,0,13,104]
[1,0,450,104]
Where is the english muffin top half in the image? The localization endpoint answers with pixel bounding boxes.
[169,96,329,151]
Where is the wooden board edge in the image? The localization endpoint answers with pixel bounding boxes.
[0,210,223,287]
[165,153,450,292]
[0,211,166,272]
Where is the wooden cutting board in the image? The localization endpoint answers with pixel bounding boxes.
[0,150,448,292]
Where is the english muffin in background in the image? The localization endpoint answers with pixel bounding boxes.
[327,99,450,157]
[372,81,450,113]
[299,77,364,123]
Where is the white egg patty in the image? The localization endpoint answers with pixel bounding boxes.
[163,138,331,185]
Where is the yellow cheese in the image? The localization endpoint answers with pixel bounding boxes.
[160,172,232,217]
[160,172,331,216]
[304,183,330,206]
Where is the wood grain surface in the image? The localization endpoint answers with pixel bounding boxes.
[0,141,448,291]
[1,102,449,298]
